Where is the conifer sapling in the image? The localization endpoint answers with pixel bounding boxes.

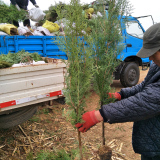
[87,0,132,158]
[55,0,94,159]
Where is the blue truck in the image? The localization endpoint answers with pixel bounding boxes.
[0,15,152,87]
[0,14,153,128]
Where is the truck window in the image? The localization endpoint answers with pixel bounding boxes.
[126,21,144,39]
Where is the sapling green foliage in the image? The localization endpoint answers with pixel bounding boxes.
[0,50,42,67]
[27,149,78,160]
[0,1,26,24]
[0,61,12,68]
[55,0,94,126]
[89,0,131,105]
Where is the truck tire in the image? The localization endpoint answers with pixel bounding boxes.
[0,105,38,129]
[120,62,140,87]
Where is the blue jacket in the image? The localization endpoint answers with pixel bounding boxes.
[10,0,36,9]
[99,62,160,157]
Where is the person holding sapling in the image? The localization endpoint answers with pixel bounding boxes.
[10,0,39,27]
[76,23,160,160]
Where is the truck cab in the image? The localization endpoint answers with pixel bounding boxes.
[114,15,151,87]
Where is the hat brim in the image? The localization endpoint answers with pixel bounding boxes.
[137,46,160,58]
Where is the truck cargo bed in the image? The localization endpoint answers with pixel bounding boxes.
[0,35,68,60]
[0,59,66,113]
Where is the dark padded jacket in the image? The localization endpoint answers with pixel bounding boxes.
[10,0,36,9]
[99,62,160,157]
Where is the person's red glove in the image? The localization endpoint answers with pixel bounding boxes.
[108,92,121,100]
[75,110,100,133]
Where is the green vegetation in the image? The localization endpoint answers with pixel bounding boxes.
[7,136,14,144]
[0,61,12,68]
[38,2,92,25]
[42,108,50,115]
[45,119,52,123]
[0,50,42,68]
[26,149,78,160]
[29,116,41,123]
[115,126,126,132]
[0,0,27,24]
[37,108,50,115]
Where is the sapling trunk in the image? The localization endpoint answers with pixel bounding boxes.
[101,102,105,146]
[78,130,83,160]
[102,119,105,146]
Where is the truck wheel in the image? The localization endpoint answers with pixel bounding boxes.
[0,105,38,129]
[120,62,140,87]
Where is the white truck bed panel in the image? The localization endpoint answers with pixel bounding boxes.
[0,60,66,113]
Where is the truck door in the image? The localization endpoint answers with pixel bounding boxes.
[125,20,150,64]
[125,20,144,57]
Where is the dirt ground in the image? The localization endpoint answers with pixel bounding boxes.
[0,68,148,160]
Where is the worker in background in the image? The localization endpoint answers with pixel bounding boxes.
[10,0,39,27]
[75,23,160,160]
